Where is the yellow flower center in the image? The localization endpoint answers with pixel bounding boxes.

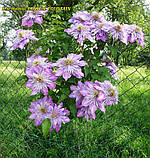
[18,31,26,38]
[36,75,43,82]
[94,90,99,98]
[65,59,73,65]
[77,25,84,31]
[33,52,39,56]
[33,61,41,66]
[51,112,58,118]
[99,23,104,28]
[108,88,116,97]
[39,107,47,113]
[116,24,122,31]
[135,27,141,32]
[93,13,99,20]
[32,10,36,14]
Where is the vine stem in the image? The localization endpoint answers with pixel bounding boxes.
[74,119,80,157]
[26,44,30,59]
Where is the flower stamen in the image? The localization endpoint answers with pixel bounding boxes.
[94,90,99,98]
[36,75,43,82]
[116,24,122,31]
[65,59,73,65]
[108,88,116,97]
[99,23,104,28]
[51,112,58,118]
[33,61,41,66]
[93,13,99,20]
[77,25,84,31]
[136,27,141,32]
[39,107,47,113]
[18,31,26,38]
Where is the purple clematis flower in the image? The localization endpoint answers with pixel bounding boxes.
[69,80,118,121]
[68,11,91,24]
[29,96,54,126]
[49,102,70,132]
[77,106,96,122]
[69,81,85,108]
[95,80,118,105]
[26,66,57,95]
[38,47,42,50]
[108,62,120,80]
[125,24,145,47]
[27,55,53,69]
[90,11,106,23]
[65,23,95,45]
[102,56,119,80]
[45,48,50,54]
[22,10,47,27]
[13,29,38,50]
[91,21,111,42]
[109,22,128,45]
[53,53,87,81]
[80,81,106,114]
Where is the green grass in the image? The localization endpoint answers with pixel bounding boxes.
[0,61,150,158]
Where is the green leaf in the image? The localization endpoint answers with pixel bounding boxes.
[92,72,100,80]
[89,59,96,66]
[58,94,67,104]
[70,104,77,118]
[84,66,90,77]
[98,66,109,73]
[109,45,117,58]
[61,88,70,95]
[42,119,51,138]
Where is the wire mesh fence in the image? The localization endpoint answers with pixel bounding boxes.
[0,40,150,158]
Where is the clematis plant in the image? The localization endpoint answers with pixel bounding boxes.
[14,9,146,137]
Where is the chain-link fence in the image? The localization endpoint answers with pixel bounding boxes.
[0,40,150,158]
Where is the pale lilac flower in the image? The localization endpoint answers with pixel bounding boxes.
[77,106,96,122]
[125,24,145,47]
[27,55,53,69]
[69,80,118,122]
[109,22,128,45]
[80,81,106,114]
[95,80,118,105]
[69,81,85,108]
[53,53,87,81]
[68,11,91,24]
[26,66,57,95]
[90,11,106,23]
[108,62,120,80]
[45,48,50,54]
[22,10,47,27]
[91,21,111,42]
[29,96,54,126]
[102,56,119,80]
[65,23,95,45]
[38,47,42,50]
[49,102,70,132]
[13,29,38,50]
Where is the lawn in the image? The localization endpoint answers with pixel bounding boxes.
[0,61,150,158]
